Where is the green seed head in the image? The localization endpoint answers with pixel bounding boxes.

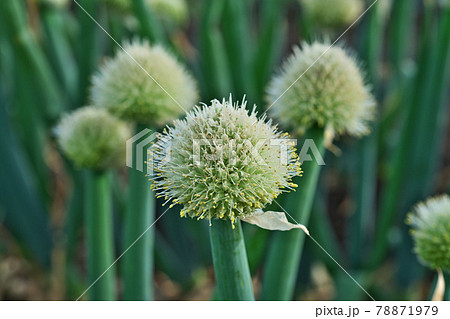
[407,195,450,272]
[91,41,198,126]
[267,42,375,137]
[152,97,302,226]
[55,107,131,170]
[300,0,364,28]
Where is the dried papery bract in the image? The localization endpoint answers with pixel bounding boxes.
[152,96,301,227]
[91,40,198,127]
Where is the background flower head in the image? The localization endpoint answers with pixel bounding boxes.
[152,97,301,226]
[300,0,364,28]
[102,0,188,25]
[407,195,450,272]
[267,42,375,137]
[55,106,131,170]
[91,40,198,127]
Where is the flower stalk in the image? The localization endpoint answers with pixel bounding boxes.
[122,125,155,300]
[55,106,130,300]
[209,219,254,300]
[260,127,325,300]
[84,170,116,300]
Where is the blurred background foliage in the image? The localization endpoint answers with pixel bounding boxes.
[0,0,449,300]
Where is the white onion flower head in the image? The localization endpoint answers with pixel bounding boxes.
[56,107,131,170]
[151,97,302,228]
[407,195,450,272]
[267,42,375,137]
[91,41,198,127]
[300,0,364,28]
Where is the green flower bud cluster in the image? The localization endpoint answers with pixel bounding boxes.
[55,107,131,170]
[407,195,450,272]
[267,42,375,137]
[91,41,198,127]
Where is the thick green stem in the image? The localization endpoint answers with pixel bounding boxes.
[66,170,83,259]
[209,219,254,300]
[260,128,325,300]
[84,170,116,300]
[122,125,155,300]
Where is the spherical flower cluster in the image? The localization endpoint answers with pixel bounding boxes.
[151,97,302,227]
[407,195,450,271]
[267,42,375,137]
[91,41,198,127]
[300,0,364,29]
[55,107,131,170]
